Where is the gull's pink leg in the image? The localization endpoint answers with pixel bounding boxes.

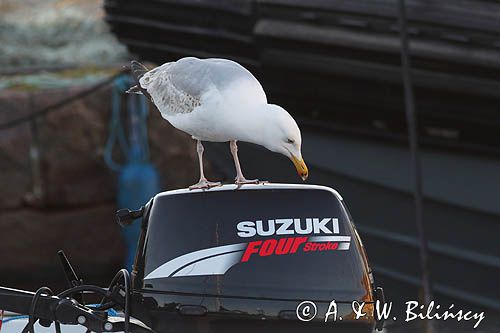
[189,140,221,190]
[230,140,261,185]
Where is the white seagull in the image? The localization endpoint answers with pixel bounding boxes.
[127,57,308,189]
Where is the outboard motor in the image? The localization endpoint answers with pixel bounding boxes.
[124,183,384,333]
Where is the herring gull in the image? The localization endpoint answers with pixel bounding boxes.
[127,57,308,189]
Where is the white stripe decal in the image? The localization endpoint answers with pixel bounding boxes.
[337,242,350,250]
[308,236,351,242]
[144,243,247,280]
[172,251,244,277]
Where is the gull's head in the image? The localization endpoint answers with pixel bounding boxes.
[258,104,308,181]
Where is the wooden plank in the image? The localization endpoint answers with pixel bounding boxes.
[255,19,500,69]
[257,0,500,34]
[259,48,500,97]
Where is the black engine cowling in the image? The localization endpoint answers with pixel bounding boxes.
[130,183,381,332]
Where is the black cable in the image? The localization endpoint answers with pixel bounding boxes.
[15,272,133,333]
[57,285,109,299]
[55,272,130,333]
[22,286,53,333]
[0,69,128,131]
[21,285,107,333]
[397,1,435,333]
[105,269,131,333]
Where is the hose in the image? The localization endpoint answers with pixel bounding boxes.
[21,287,60,333]
[106,269,131,333]
[57,285,109,299]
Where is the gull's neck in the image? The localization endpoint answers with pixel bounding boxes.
[234,103,274,146]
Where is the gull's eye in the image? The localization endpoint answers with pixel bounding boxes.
[287,138,295,144]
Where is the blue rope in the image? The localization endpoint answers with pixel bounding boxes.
[86,304,118,317]
[104,75,151,171]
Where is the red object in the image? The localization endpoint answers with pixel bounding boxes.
[241,237,308,262]
[0,309,4,332]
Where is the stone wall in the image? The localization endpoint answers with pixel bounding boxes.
[0,81,219,291]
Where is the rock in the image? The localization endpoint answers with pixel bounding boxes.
[0,204,125,291]
[39,86,115,207]
[0,91,34,208]
[0,73,222,290]
[0,82,219,209]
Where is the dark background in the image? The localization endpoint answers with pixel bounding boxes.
[1,1,499,332]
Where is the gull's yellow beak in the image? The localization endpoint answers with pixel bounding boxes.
[291,155,309,181]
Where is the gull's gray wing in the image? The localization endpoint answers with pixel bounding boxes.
[139,57,262,115]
